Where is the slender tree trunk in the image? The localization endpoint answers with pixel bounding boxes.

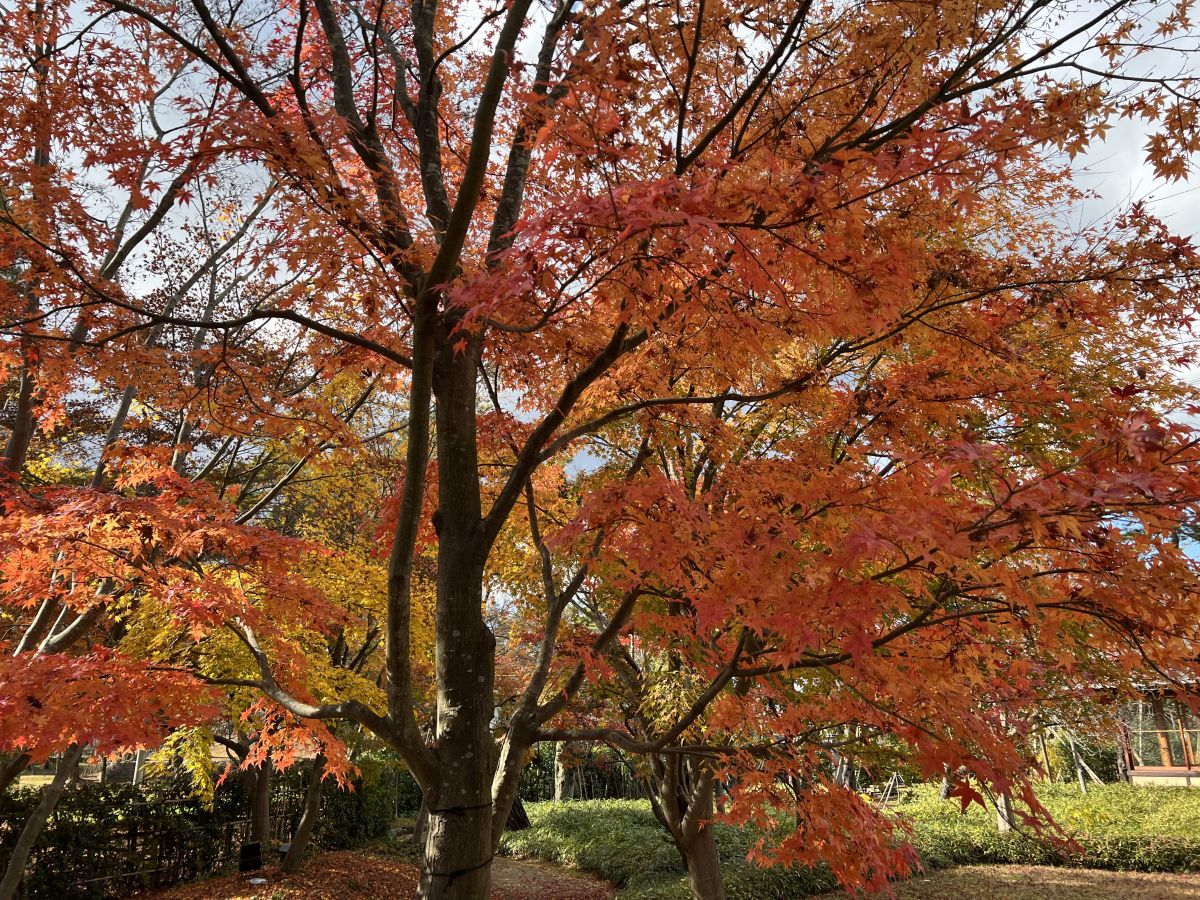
[1068,737,1088,795]
[2,312,37,475]
[554,742,573,802]
[0,753,29,795]
[995,792,1014,833]
[1152,698,1175,766]
[0,744,84,900]
[417,340,496,900]
[249,755,272,845]
[1039,730,1054,781]
[281,754,325,874]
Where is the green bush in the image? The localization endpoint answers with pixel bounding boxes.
[395,767,422,816]
[1,762,413,897]
[500,800,838,899]
[0,782,249,898]
[899,783,1200,874]
[273,758,410,851]
[1044,734,1122,784]
[313,770,398,850]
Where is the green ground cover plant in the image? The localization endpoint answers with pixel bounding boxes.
[499,785,1200,898]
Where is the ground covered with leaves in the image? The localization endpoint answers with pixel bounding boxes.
[148,785,1200,899]
[814,865,1200,899]
[147,848,614,899]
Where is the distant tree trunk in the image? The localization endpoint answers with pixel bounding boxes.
[0,743,84,900]
[940,764,975,801]
[1068,737,1088,794]
[995,792,1014,833]
[554,742,573,801]
[1039,730,1054,781]
[1116,727,1131,782]
[249,754,272,845]
[281,753,325,874]
[1152,697,1175,766]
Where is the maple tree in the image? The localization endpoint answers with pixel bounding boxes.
[0,3,410,890]
[4,0,1200,898]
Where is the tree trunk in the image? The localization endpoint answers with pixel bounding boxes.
[2,351,36,475]
[416,340,496,900]
[1152,698,1175,766]
[249,755,271,845]
[682,823,727,900]
[646,755,728,900]
[0,753,29,795]
[995,792,1014,833]
[414,791,430,849]
[0,744,84,900]
[554,742,572,802]
[281,754,325,875]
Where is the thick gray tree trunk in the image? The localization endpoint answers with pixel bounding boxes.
[0,744,84,900]
[683,822,727,900]
[646,755,727,900]
[416,343,497,900]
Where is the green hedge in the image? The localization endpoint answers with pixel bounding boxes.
[312,765,407,850]
[0,783,248,898]
[2,763,414,897]
[502,785,1200,898]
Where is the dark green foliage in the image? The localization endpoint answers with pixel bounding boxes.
[311,765,402,850]
[394,767,422,817]
[518,744,642,802]
[1,763,412,898]
[0,783,249,898]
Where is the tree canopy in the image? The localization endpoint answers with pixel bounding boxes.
[2,0,1200,897]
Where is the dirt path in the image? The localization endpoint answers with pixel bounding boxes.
[815,865,1200,899]
[491,856,616,899]
[146,849,615,899]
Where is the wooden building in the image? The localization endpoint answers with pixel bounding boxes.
[1120,692,1200,786]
